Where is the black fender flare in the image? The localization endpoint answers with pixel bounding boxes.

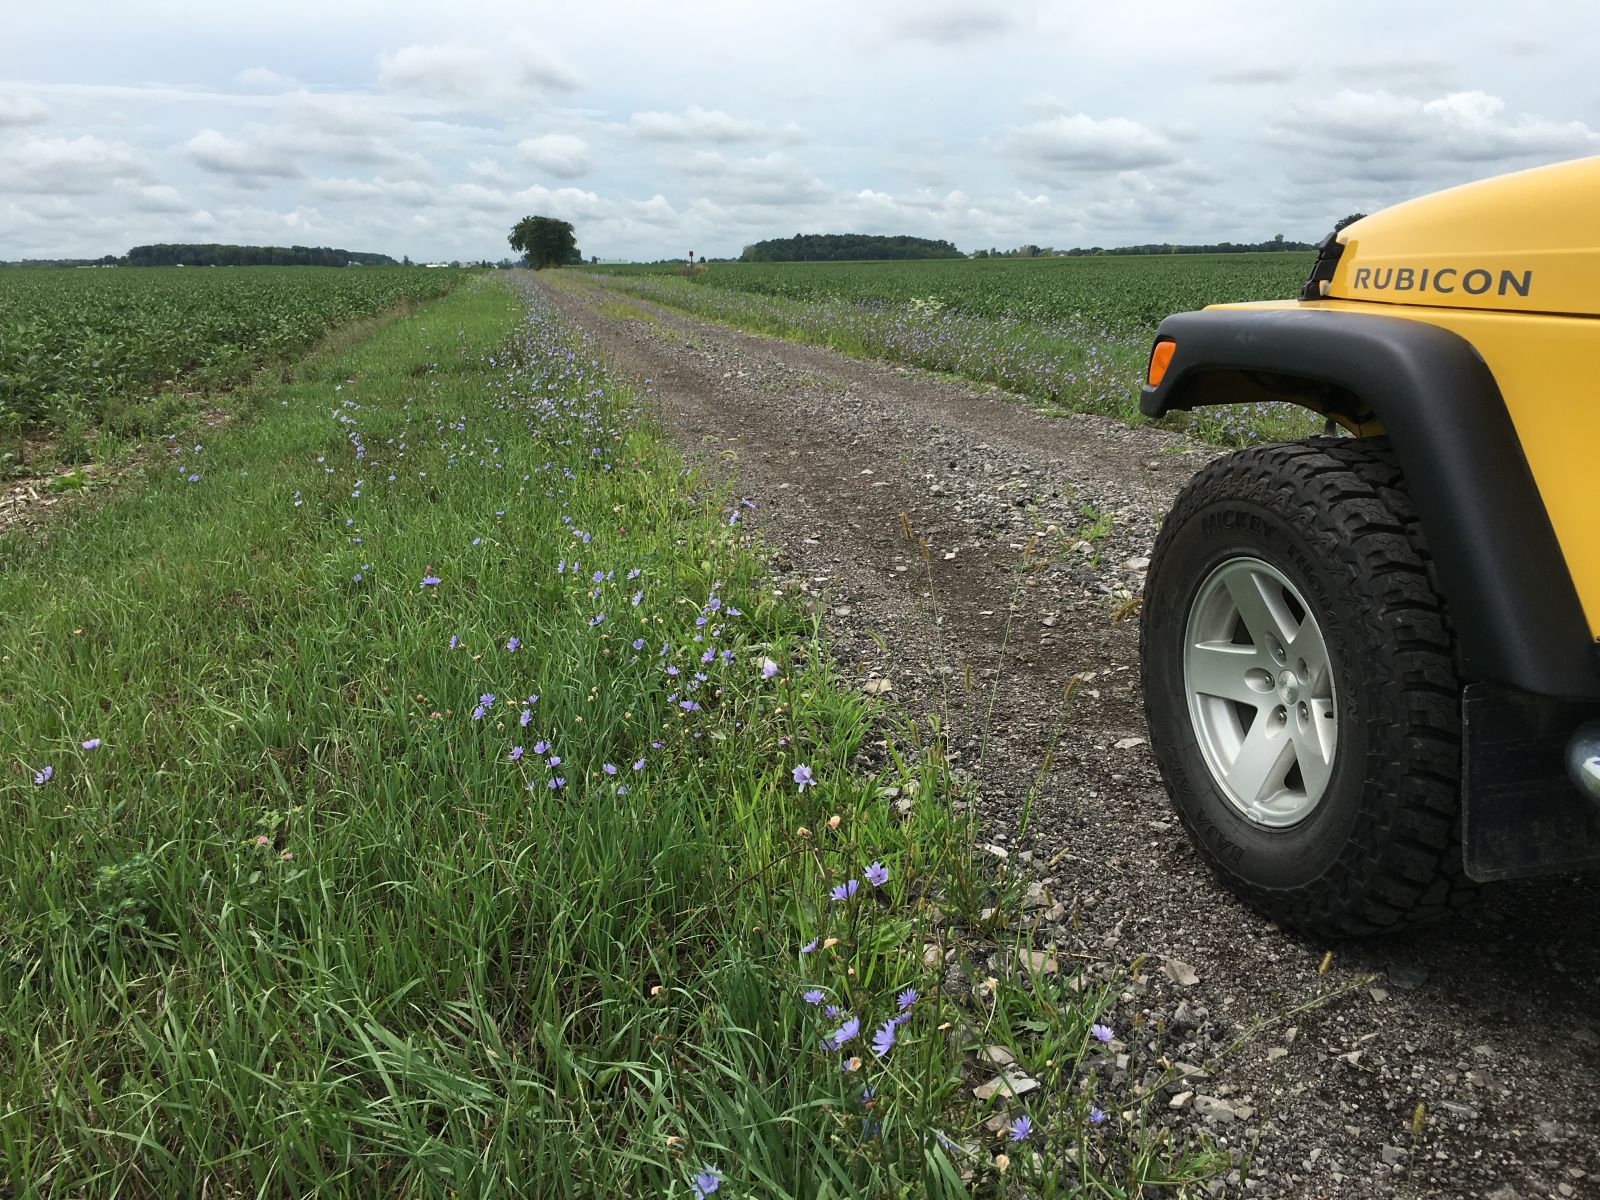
[1142,307,1600,700]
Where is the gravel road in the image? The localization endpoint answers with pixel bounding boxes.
[539,273,1600,1200]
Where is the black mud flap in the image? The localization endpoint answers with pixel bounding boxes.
[1461,683,1600,882]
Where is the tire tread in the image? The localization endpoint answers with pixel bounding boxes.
[1142,436,1476,938]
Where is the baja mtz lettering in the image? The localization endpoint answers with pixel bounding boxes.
[1348,265,1533,298]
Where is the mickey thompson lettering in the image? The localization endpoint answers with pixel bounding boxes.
[1349,265,1532,298]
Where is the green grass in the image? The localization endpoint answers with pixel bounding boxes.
[0,277,1225,1197]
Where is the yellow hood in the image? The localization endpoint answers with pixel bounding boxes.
[1330,155,1600,316]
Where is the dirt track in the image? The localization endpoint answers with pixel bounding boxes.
[539,273,1600,1200]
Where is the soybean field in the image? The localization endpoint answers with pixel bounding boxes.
[0,266,472,437]
[594,252,1313,336]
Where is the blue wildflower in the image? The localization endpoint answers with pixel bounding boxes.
[871,1019,896,1058]
[828,1017,860,1050]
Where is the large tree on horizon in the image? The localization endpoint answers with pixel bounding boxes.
[509,215,581,269]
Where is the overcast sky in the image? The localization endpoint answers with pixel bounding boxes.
[3,1,1597,262]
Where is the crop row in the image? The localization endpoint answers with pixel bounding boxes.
[0,267,472,434]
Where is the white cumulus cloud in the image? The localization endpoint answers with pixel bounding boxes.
[2,135,153,195]
[378,35,583,110]
[0,93,48,126]
[999,112,1180,173]
[628,105,791,144]
[518,134,591,179]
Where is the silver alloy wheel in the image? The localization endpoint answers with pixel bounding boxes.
[1183,556,1338,828]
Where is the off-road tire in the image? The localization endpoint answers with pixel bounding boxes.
[1141,436,1476,937]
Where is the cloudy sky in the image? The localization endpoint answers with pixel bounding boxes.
[3,0,1597,262]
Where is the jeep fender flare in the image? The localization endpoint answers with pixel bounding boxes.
[1141,307,1600,700]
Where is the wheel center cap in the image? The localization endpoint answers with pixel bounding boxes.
[1277,670,1300,705]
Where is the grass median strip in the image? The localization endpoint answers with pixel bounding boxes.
[0,276,1223,1197]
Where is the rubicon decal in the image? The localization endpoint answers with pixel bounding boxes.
[1348,265,1533,298]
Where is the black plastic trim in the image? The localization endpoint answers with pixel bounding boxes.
[1142,306,1600,700]
[1299,230,1344,301]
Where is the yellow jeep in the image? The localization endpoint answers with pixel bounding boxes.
[1140,156,1600,936]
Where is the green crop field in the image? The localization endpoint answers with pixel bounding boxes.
[596,253,1312,336]
[0,266,472,448]
[585,254,1318,445]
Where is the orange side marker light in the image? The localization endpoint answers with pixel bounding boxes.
[1147,338,1176,388]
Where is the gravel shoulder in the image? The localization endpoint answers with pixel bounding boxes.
[540,273,1600,1200]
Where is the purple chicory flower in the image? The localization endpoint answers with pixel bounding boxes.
[520,709,533,727]
[505,636,520,652]
[871,1019,896,1059]
[533,741,550,755]
[420,574,441,588]
[588,613,605,626]
[761,658,779,678]
[896,987,917,1011]
[509,746,524,762]
[81,738,101,750]
[690,1166,721,1198]
[1089,1106,1107,1126]
[1008,1114,1033,1141]
[803,989,824,1005]
[828,1017,860,1050]
[547,776,565,789]
[792,764,815,791]
[33,765,53,785]
[824,1004,840,1018]
[449,635,459,649]
[471,706,486,720]
[602,763,617,775]
[800,937,819,955]
[830,879,859,902]
[1090,1023,1114,1045]
[632,639,645,650]
[547,755,561,767]
[864,861,889,888]
[633,758,645,771]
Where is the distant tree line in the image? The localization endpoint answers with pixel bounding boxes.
[741,234,964,262]
[124,244,399,267]
[973,233,1318,259]
[1,245,402,268]
[0,256,121,269]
